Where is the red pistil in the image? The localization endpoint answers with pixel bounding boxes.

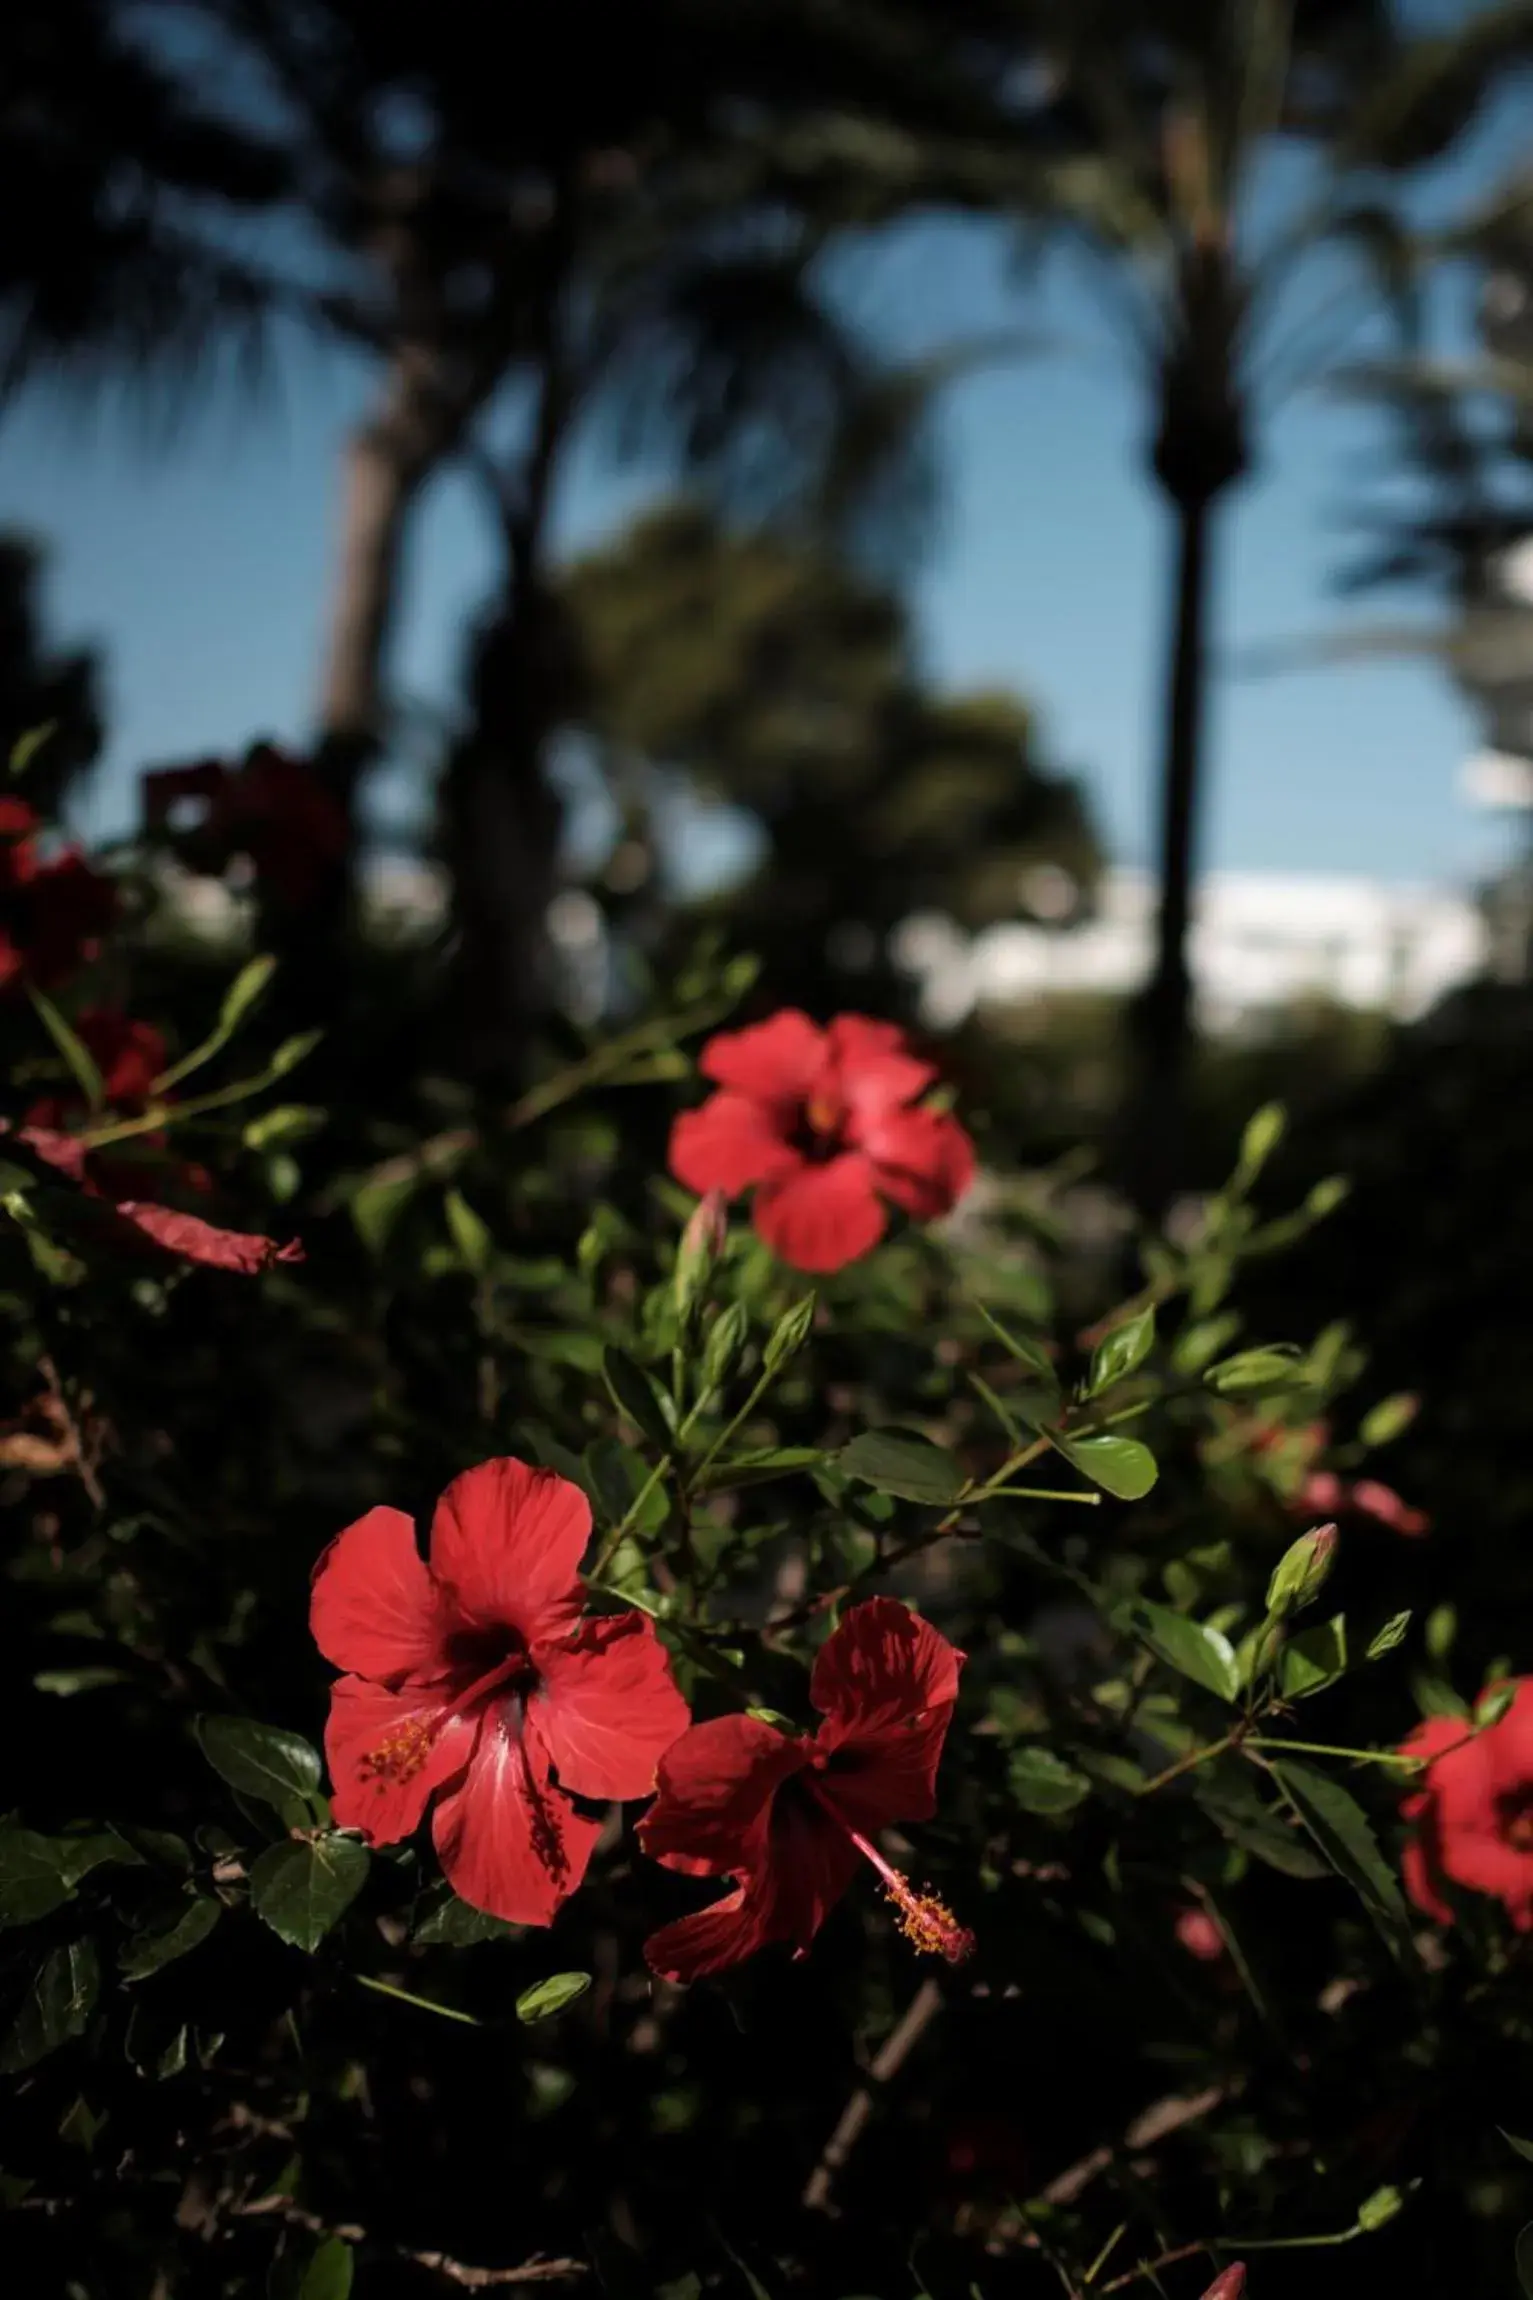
[359,1650,532,1787]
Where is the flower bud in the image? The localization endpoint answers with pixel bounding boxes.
[1265,1522,1338,1619]
[1200,2269,1246,2300]
[701,1299,749,1393]
[674,1189,727,1322]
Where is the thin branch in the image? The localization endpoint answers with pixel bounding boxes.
[802,1976,944,2213]
[231,2195,584,2288]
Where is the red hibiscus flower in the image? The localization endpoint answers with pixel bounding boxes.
[1398,1686,1533,1928]
[12,1123,302,1274]
[638,1596,970,1981]
[0,800,116,992]
[25,1009,166,1131]
[143,742,349,908]
[311,1458,691,1925]
[668,1011,974,1274]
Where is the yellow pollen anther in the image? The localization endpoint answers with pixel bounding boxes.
[358,1714,434,1787]
[882,1873,976,1965]
[805,1093,838,1135]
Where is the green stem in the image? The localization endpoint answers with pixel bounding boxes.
[356,1974,481,2026]
[1135,1730,1241,1797]
[1247,1735,1429,1769]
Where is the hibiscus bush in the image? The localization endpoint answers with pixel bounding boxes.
[7,763,1533,2300]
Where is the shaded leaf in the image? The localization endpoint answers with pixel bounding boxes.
[1206,1346,1309,1395]
[414,1892,516,1947]
[120,1896,221,1981]
[249,1837,369,1952]
[1279,1616,1349,1700]
[970,1296,1057,1384]
[0,1829,137,1929]
[839,1429,963,1506]
[1,1939,99,2072]
[602,1347,673,1450]
[1132,1604,1240,1702]
[1271,1759,1411,1955]
[1367,1611,1412,1660]
[691,1447,824,1494]
[1009,1747,1092,1815]
[197,1717,321,1816]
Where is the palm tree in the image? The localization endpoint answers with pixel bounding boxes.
[1002,0,1533,1208]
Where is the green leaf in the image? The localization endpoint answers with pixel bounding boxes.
[1131,1603,1240,1702]
[153,955,277,1092]
[1279,1616,1349,1699]
[444,1188,494,1274]
[1271,1759,1411,1954]
[1205,1346,1309,1395]
[602,1347,673,1451]
[1366,1611,1412,1660]
[691,1447,824,1494]
[1008,1747,1092,1815]
[197,1717,322,1818]
[350,1168,420,1256]
[700,1301,748,1390]
[1172,1312,1242,1376]
[119,1896,221,1981]
[1425,1604,1457,1663]
[515,1971,592,2023]
[1053,1433,1157,1501]
[970,1297,1057,1384]
[762,1295,816,1372]
[28,986,105,1110]
[1357,2185,1403,2233]
[1360,1392,1418,1449]
[414,1891,516,1947]
[1,1939,100,2072]
[272,2235,356,2300]
[0,1829,136,1928]
[1087,1306,1155,1396]
[1195,1771,1326,1879]
[249,1837,369,1952]
[1234,1101,1286,1190]
[1502,2131,1533,2165]
[11,721,58,777]
[1518,2222,1533,2300]
[243,1103,325,1152]
[838,1429,963,1506]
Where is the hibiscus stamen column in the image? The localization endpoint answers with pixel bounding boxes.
[841,1818,975,1965]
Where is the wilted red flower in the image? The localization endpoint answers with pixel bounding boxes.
[669,1011,974,1274]
[0,801,116,992]
[639,1596,969,1981]
[143,741,348,907]
[1399,1685,1533,1928]
[1174,1904,1226,1962]
[25,1009,166,1131]
[14,1123,302,1274]
[311,1458,690,1925]
[1201,2269,1247,2300]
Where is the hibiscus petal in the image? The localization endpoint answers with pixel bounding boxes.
[637,1713,808,1877]
[432,1705,603,1926]
[753,1153,886,1274]
[111,1200,305,1271]
[310,1505,453,1683]
[811,1597,964,1831]
[827,1016,936,1121]
[813,1600,960,1830]
[669,1092,802,1198]
[698,1010,826,1102]
[859,1106,975,1220]
[643,1797,859,1982]
[428,1457,590,1646]
[530,1611,691,1803]
[324,1675,477,1845]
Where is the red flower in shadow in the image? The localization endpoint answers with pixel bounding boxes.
[669,1011,974,1274]
[143,742,348,907]
[0,800,116,993]
[311,1458,691,1926]
[638,1597,969,1980]
[25,1010,166,1131]
[1399,1684,1533,1928]
[1299,1468,1429,1539]
[13,1123,301,1274]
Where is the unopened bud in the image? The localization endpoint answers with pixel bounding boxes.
[1355,2184,1403,2233]
[675,1189,727,1321]
[701,1299,748,1392]
[1200,2269,1246,2300]
[763,1292,816,1373]
[1265,1522,1338,1619]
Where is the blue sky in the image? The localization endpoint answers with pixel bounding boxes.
[2,50,1528,896]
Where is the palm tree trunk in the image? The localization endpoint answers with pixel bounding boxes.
[1125,486,1219,1216]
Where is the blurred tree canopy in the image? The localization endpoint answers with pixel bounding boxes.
[561,501,1100,1019]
